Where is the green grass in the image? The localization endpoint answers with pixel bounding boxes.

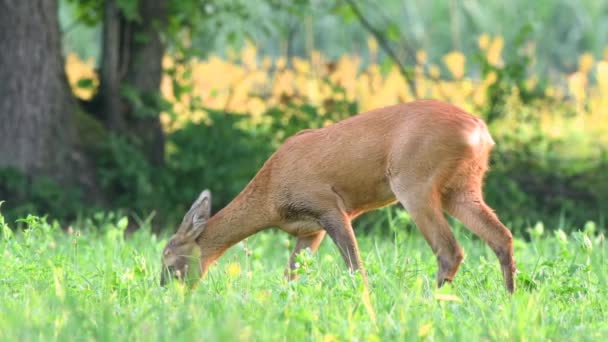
[0,210,606,341]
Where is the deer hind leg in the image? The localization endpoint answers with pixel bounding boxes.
[390,177,464,287]
[320,212,368,286]
[443,189,516,293]
[285,230,326,280]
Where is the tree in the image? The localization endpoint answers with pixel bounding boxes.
[0,0,312,218]
[0,0,97,193]
[96,0,167,165]
[0,0,169,212]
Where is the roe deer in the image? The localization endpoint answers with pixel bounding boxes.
[160,100,516,292]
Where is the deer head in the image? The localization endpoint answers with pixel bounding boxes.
[160,190,211,286]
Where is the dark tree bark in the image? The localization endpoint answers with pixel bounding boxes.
[0,0,97,192]
[97,0,167,165]
[98,0,126,130]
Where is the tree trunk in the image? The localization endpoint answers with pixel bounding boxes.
[98,0,127,130]
[0,0,97,192]
[98,0,167,165]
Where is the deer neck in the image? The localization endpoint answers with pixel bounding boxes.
[197,182,274,258]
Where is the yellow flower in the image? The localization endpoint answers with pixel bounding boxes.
[443,51,466,79]
[416,49,428,64]
[597,61,608,89]
[478,33,490,50]
[487,36,504,67]
[293,57,310,74]
[429,64,440,79]
[241,41,257,69]
[484,71,498,86]
[367,36,378,56]
[568,71,587,102]
[418,323,433,337]
[579,53,594,74]
[226,262,241,278]
[275,56,287,69]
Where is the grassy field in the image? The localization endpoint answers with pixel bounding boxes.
[0,210,606,341]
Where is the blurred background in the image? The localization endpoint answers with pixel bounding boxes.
[1,0,607,233]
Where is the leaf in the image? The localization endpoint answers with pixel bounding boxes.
[116,0,141,22]
[334,4,356,23]
[121,84,144,109]
[76,78,95,89]
[133,32,150,45]
[117,216,129,232]
[386,23,401,42]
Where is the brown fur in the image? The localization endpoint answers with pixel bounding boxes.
[161,100,516,293]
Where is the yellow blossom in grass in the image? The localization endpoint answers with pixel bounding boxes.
[484,71,498,86]
[241,42,258,69]
[487,36,504,67]
[226,262,241,278]
[323,335,338,342]
[293,57,310,75]
[597,61,608,89]
[525,75,538,91]
[254,290,271,302]
[418,323,433,337]
[478,33,490,50]
[275,56,287,70]
[473,87,486,107]
[415,78,429,99]
[568,71,587,102]
[311,50,324,71]
[443,51,466,79]
[429,64,440,79]
[579,53,594,74]
[416,49,428,64]
[367,36,378,57]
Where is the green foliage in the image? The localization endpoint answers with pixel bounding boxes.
[481,102,608,232]
[474,26,548,124]
[163,110,275,214]
[95,133,159,210]
[64,0,103,27]
[0,168,84,223]
[82,81,358,223]
[0,210,606,340]
[120,86,169,119]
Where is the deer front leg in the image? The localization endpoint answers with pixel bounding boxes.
[320,213,368,286]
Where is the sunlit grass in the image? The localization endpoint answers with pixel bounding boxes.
[1,210,606,341]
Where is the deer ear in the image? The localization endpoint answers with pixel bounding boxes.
[180,190,212,241]
[191,189,211,226]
